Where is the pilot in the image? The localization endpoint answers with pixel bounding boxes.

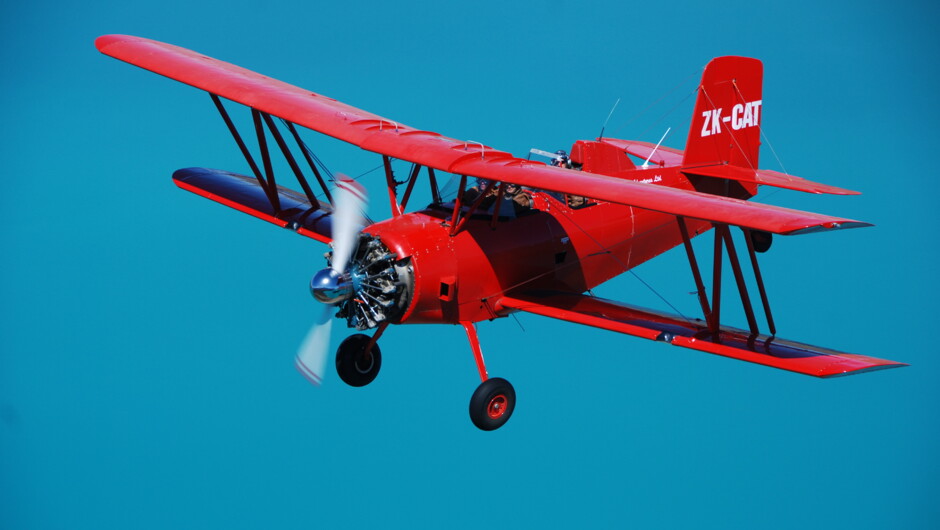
[552,151,586,207]
[463,178,497,209]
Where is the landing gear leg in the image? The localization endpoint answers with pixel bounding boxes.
[461,322,516,431]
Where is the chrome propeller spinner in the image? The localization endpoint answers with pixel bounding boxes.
[310,268,354,305]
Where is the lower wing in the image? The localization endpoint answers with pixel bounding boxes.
[173,167,334,243]
[497,291,905,378]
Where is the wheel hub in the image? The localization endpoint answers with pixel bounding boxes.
[487,394,507,419]
[354,352,375,373]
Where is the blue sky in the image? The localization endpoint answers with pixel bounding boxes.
[2,1,938,528]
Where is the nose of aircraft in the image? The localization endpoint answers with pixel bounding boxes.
[310,267,354,305]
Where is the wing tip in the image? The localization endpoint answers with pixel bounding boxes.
[819,361,909,378]
[95,34,134,53]
[784,220,874,235]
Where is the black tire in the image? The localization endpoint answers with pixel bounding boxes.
[750,230,773,253]
[335,334,382,387]
[469,377,515,431]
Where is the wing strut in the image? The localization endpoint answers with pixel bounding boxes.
[282,120,333,204]
[677,217,717,333]
[210,94,266,194]
[210,94,333,212]
[742,227,777,335]
[400,163,422,212]
[719,224,759,334]
[382,156,403,217]
[448,176,468,235]
[677,217,776,338]
[250,108,281,211]
[427,167,441,204]
[381,158,435,217]
[259,112,318,206]
[450,177,495,236]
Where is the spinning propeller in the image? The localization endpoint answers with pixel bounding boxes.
[295,177,368,385]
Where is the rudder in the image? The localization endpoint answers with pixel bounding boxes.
[683,57,763,170]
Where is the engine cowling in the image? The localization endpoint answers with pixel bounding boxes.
[333,234,414,330]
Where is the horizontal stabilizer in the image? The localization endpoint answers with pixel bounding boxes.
[498,291,906,378]
[450,158,872,235]
[599,139,684,167]
[173,167,333,243]
[683,165,860,195]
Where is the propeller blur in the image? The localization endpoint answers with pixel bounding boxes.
[296,176,368,385]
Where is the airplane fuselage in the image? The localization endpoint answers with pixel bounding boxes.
[368,179,714,325]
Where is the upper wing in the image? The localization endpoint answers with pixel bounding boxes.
[97,35,868,235]
[498,291,906,378]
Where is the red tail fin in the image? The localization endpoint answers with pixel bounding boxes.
[683,57,763,169]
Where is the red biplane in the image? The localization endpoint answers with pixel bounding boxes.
[97,35,905,430]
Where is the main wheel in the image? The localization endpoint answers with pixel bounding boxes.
[335,334,382,387]
[750,230,773,253]
[469,377,516,431]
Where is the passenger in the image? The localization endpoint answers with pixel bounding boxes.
[551,150,572,169]
[567,194,587,209]
[505,183,532,214]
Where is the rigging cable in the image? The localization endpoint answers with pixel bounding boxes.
[459,195,695,326]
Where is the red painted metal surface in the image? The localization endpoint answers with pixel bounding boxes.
[683,56,763,169]
[497,292,906,378]
[683,165,860,195]
[599,139,684,167]
[360,189,714,325]
[462,322,489,382]
[487,395,508,419]
[570,140,636,175]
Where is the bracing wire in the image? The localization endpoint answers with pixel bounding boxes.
[729,83,790,178]
[635,87,697,142]
[608,69,700,139]
[459,196,694,325]
[278,117,335,182]
[550,205,692,323]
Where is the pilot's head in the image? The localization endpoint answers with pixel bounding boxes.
[552,150,569,168]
